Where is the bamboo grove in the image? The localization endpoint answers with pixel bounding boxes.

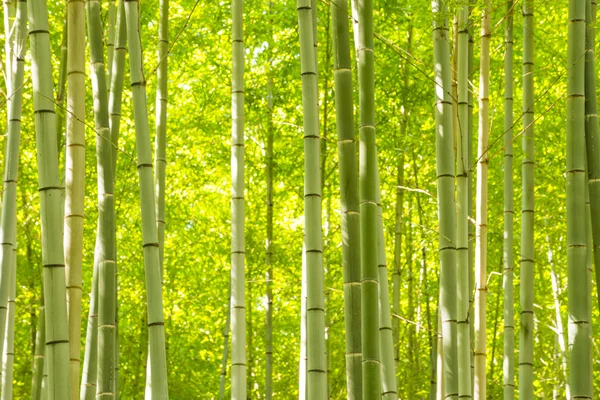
[0,0,598,398]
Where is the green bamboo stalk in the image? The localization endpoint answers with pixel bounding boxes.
[218,290,231,400]
[41,350,48,399]
[86,0,117,396]
[299,243,307,400]
[31,305,45,400]
[392,146,403,388]
[393,21,410,394]
[374,167,397,399]
[351,0,381,396]
[265,73,274,400]
[407,219,415,400]
[109,0,126,171]
[296,1,326,398]
[456,3,472,399]
[519,1,535,399]
[64,0,86,396]
[431,1,458,398]
[230,0,246,398]
[0,0,25,394]
[429,307,439,400]
[105,0,115,96]
[107,1,126,393]
[28,0,71,395]
[545,219,569,398]
[123,0,169,397]
[436,302,444,399]
[585,0,600,312]
[80,247,99,400]
[154,0,168,271]
[0,247,16,400]
[474,2,491,398]
[503,2,515,399]
[331,0,361,397]
[467,6,475,385]
[54,16,67,152]
[3,0,14,100]
[567,0,593,397]
[0,0,15,382]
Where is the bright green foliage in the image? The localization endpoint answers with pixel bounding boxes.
[0,1,599,399]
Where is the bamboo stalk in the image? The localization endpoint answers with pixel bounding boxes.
[28,0,72,394]
[331,0,361,396]
[123,0,169,397]
[502,2,515,400]
[474,1,491,397]
[519,1,535,398]
[296,0,326,397]
[86,0,117,396]
[64,0,86,396]
[567,0,593,397]
[431,1,458,398]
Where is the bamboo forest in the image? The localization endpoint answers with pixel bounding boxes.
[0,0,599,398]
